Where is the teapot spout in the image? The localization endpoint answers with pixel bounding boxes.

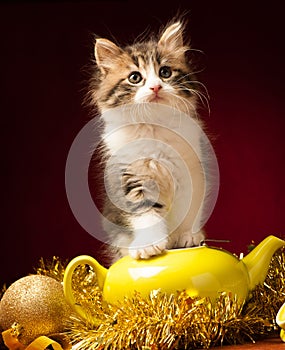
[242,235,285,291]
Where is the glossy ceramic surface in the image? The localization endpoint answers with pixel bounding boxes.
[103,246,249,303]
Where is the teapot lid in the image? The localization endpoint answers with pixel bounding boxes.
[167,238,240,260]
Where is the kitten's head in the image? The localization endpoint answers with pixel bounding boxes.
[89,20,203,116]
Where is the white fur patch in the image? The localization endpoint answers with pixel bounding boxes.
[129,212,168,259]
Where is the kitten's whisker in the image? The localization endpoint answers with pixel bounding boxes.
[174,77,209,102]
[187,48,205,55]
[167,91,189,114]
[188,88,208,105]
[175,72,197,83]
[189,80,210,99]
[166,91,198,118]
[175,83,210,115]
[190,89,211,115]
[174,70,205,82]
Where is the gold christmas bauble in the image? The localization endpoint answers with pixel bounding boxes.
[0,275,72,345]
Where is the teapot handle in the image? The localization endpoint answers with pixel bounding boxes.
[63,255,105,321]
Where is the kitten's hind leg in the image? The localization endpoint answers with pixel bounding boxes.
[129,212,168,259]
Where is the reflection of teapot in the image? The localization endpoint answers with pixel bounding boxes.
[64,235,284,320]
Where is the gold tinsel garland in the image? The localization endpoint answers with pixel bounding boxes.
[32,249,285,349]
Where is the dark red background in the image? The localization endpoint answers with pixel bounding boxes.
[1,1,284,287]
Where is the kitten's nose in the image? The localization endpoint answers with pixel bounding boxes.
[150,85,162,94]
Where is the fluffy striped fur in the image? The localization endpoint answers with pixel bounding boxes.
[89,19,208,262]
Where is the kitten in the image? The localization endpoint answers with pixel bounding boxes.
[89,19,209,262]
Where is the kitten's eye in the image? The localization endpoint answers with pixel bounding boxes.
[128,71,143,84]
[159,66,172,79]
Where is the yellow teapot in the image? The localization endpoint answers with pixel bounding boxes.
[64,235,284,320]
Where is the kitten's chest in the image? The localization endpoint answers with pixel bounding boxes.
[102,122,202,169]
[104,123,165,154]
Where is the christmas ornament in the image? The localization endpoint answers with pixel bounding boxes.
[0,275,72,346]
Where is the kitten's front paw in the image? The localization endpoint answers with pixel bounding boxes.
[173,230,205,248]
[129,238,168,259]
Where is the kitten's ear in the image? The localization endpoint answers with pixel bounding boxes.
[95,38,123,71]
[158,21,184,50]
